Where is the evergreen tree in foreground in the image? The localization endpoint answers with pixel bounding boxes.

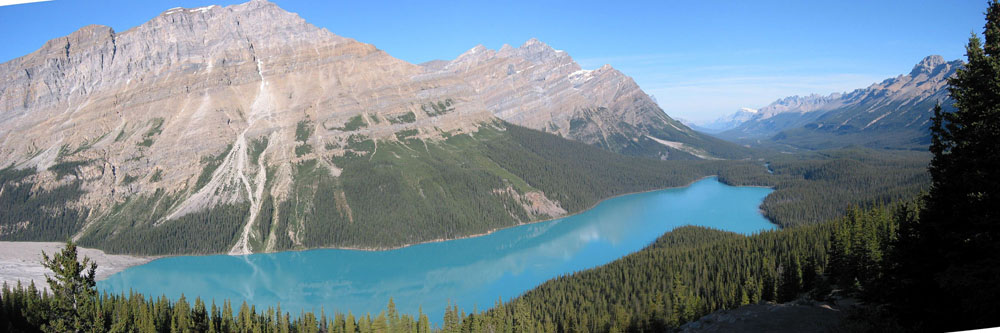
[888,0,1000,330]
[41,240,99,333]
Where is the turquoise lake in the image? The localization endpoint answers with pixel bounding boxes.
[98,177,774,323]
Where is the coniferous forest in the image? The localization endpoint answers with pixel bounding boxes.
[3,1,1000,332]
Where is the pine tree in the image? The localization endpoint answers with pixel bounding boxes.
[513,301,531,333]
[220,300,235,332]
[777,256,802,302]
[442,304,460,333]
[416,307,430,333]
[334,313,346,333]
[887,1,1000,330]
[172,294,192,332]
[192,297,208,332]
[41,240,98,333]
[371,312,388,333]
[345,312,356,333]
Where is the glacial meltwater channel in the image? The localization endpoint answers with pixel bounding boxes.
[99,177,774,323]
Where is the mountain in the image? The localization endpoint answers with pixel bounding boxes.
[426,40,748,160]
[0,0,743,255]
[718,55,962,149]
[689,108,759,133]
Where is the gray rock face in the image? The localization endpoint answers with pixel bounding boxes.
[426,39,740,159]
[0,0,489,252]
[0,0,738,253]
[719,55,961,149]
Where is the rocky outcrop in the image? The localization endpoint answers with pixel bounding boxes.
[680,298,855,332]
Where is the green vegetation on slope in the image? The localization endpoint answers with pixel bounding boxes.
[329,114,368,132]
[76,189,250,255]
[261,122,719,251]
[421,99,454,117]
[1,119,930,256]
[720,148,930,228]
[295,120,313,143]
[137,118,165,147]
[468,223,832,332]
[485,123,709,212]
[47,160,90,181]
[0,166,87,242]
[565,108,752,160]
[193,145,230,192]
[387,112,417,124]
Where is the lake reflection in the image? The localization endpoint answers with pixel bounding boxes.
[99,177,774,323]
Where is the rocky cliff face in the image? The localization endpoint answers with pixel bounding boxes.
[421,39,745,159]
[719,55,961,149]
[0,0,492,254]
[0,0,741,254]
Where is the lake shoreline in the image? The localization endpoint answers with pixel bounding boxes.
[4,174,778,274]
[97,176,777,324]
[231,174,777,255]
[0,241,152,287]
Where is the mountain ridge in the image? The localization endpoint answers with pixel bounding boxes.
[717,55,961,149]
[0,0,745,255]
[689,108,759,133]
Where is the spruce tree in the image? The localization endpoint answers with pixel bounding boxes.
[888,1,1000,330]
[777,257,802,303]
[41,240,98,333]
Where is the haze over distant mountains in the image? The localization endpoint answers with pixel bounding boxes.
[685,108,758,134]
[0,0,747,255]
[697,55,961,150]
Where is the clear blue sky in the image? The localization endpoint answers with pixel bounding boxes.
[0,0,986,122]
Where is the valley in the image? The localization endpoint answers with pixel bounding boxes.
[0,0,747,256]
[1,0,997,332]
[97,178,774,326]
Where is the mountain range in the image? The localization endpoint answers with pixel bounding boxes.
[0,0,745,255]
[711,55,961,150]
[685,108,759,134]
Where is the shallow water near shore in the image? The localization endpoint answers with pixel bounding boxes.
[99,177,774,324]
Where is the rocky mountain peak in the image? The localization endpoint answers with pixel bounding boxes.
[522,37,545,46]
[449,38,570,69]
[517,38,561,63]
[910,55,946,76]
[449,44,496,69]
[144,0,333,45]
[460,44,489,56]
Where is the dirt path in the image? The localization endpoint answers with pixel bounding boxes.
[0,242,150,289]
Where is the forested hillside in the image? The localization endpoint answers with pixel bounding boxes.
[65,122,926,255]
[71,122,725,255]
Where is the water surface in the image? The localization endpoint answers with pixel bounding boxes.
[99,177,774,322]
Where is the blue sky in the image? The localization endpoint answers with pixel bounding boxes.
[0,0,985,122]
